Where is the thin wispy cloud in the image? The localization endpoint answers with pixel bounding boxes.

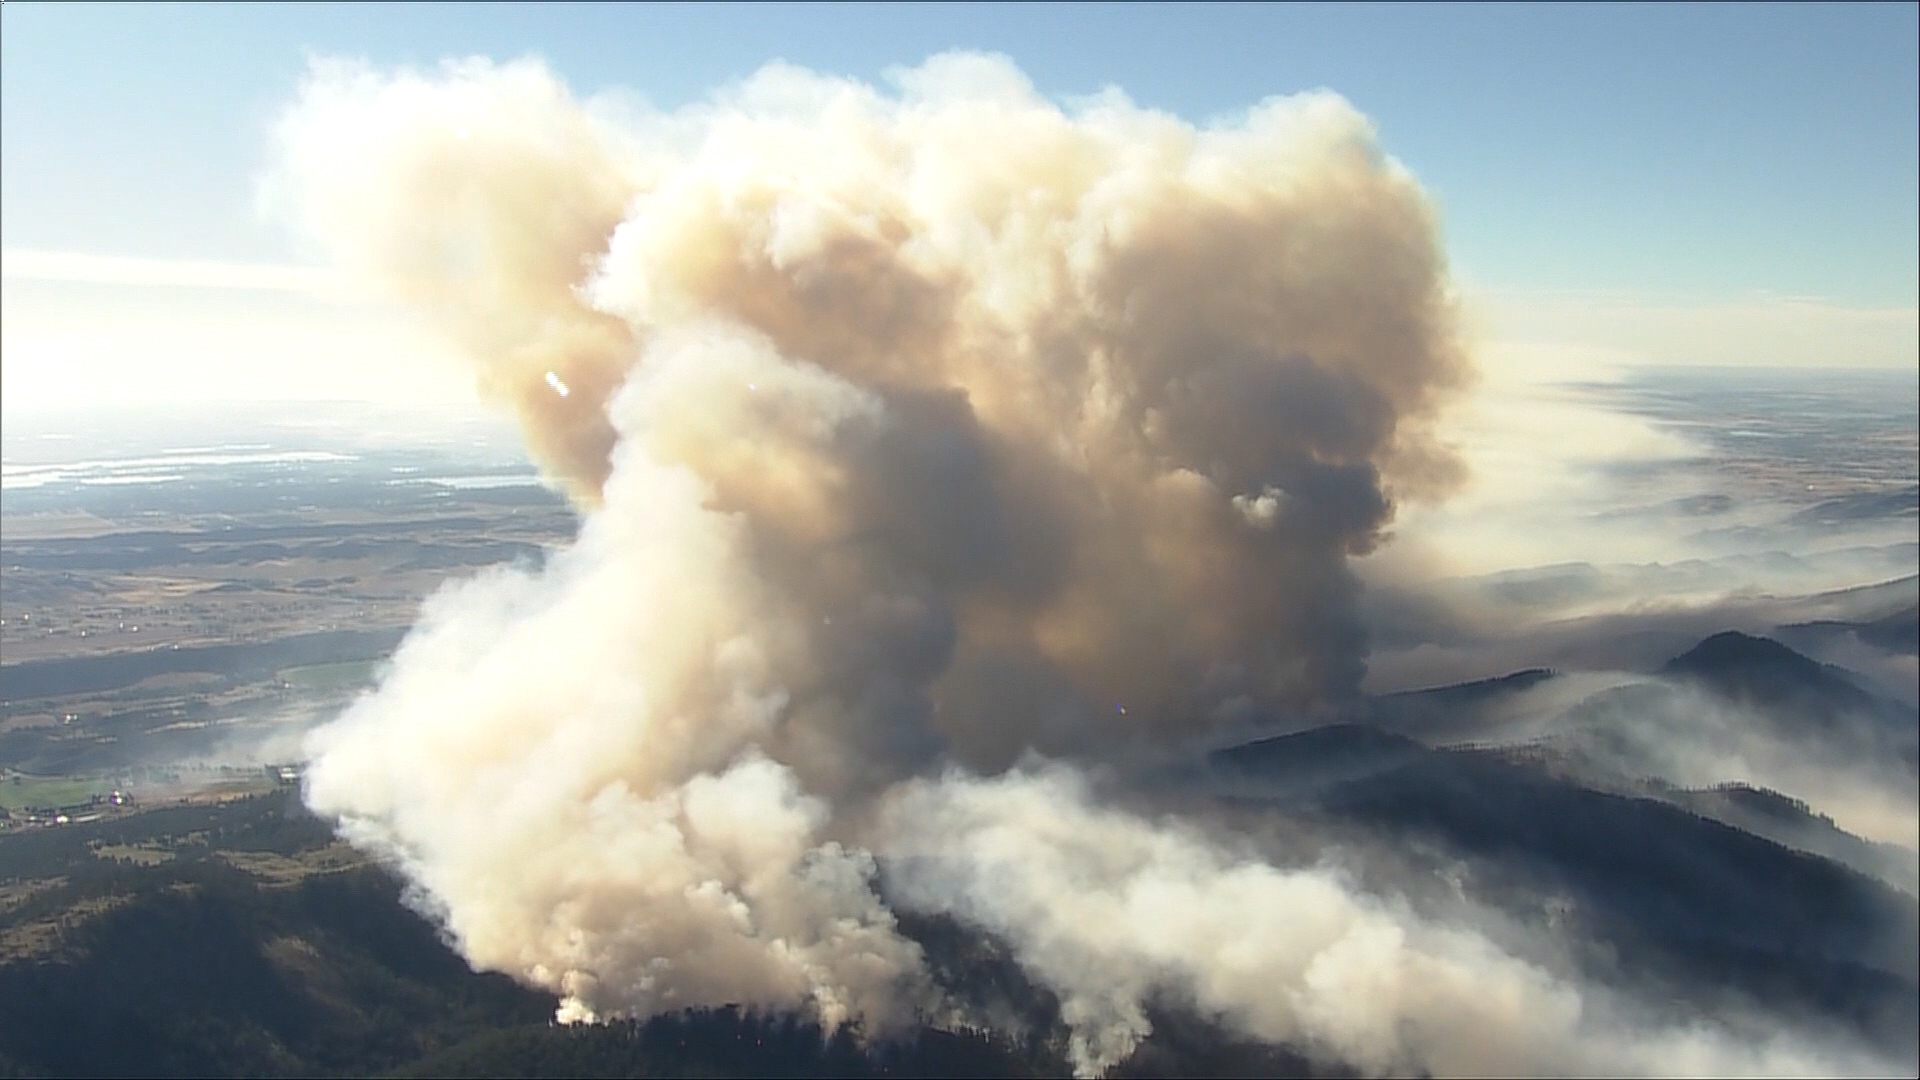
[1471,286,1919,369]
[1,249,341,294]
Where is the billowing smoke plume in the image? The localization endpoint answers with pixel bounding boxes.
[279,55,1885,1076]
[276,53,1468,768]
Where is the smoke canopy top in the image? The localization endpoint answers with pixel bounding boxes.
[279,52,1468,771]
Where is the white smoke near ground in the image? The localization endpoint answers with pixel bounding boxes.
[881,766,1892,1077]
[1537,675,1918,852]
[276,54,1901,1076]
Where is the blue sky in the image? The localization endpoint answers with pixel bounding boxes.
[4,2,1915,305]
[1,3,1914,412]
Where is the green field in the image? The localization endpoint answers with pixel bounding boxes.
[0,774,116,812]
[278,659,382,692]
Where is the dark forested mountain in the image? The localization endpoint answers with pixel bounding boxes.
[0,794,1337,1078]
[1664,631,1884,713]
[3,626,1916,1077]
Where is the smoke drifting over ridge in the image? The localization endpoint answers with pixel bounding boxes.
[279,55,1889,1076]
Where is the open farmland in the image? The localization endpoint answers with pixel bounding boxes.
[1,408,574,793]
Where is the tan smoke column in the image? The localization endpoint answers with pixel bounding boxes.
[280,54,1889,1076]
[271,57,638,502]
[277,54,1469,775]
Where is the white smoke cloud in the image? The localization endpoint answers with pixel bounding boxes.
[305,334,931,1027]
[279,53,1903,1077]
[881,765,1889,1077]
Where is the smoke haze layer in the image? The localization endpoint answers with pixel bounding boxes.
[282,55,1901,1076]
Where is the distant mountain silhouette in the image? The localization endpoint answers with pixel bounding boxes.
[1783,604,1920,657]
[1659,631,1916,770]
[1366,668,1558,741]
[1359,629,1916,783]
[1858,599,1920,653]
[1787,486,1920,528]
[1855,604,1917,654]
[1210,722,1429,789]
[1666,783,1920,895]
[1664,630,1875,704]
[1377,668,1557,712]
